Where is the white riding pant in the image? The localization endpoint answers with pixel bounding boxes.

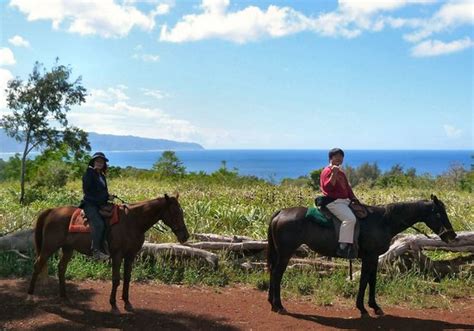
[326,198,356,244]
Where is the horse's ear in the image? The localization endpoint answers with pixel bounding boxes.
[431,194,438,203]
[175,192,180,200]
[164,193,170,201]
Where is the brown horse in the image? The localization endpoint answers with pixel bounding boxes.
[27,194,189,313]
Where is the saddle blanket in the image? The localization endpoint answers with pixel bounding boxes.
[305,207,333,228]
[69,205,120,233]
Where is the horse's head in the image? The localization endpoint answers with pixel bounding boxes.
[161,193,190,244]
[424,194,457,243]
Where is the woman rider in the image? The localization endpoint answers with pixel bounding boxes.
[81,152,114,261]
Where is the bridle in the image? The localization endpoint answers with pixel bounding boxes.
[400,203,454,239]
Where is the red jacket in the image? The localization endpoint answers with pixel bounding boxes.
[320,166,355,200]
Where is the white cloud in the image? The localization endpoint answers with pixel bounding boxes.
[160,1,312,43]
[0,48,16,66]
[10,0,159,38]
[0,68,14,109]
[132,53,160,62]
[443,124,462,138]
[74,86,209,142]
[88,86,129,103]
[153,3,171,16]
[159,0,438,43]
[8,35,30,47]
[159,0,473,60]
[141,88,169,100]
[339,0,436,16]
[411,37,474,57]
[404,0,474,43]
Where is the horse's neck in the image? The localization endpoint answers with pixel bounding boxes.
[128,198,165,232]
[385,201,431,236]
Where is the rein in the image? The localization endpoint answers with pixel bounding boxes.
[112,195,129,208]
[407,224,432,239]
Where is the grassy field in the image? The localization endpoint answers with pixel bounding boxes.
[0,178,472,309]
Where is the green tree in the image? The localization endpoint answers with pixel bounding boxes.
[153,151,186,177]
[309,168,323,191]
[0,60,90,203]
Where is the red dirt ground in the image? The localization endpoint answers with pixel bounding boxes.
[0,278,473,330]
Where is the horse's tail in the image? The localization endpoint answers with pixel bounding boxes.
[266,210,280,273]
[34,209,50,255]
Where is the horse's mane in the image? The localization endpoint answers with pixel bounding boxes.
[124,196,179,211]
[379,200,432,219]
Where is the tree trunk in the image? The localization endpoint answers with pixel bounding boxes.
[19,130,31,205]
[379,231,474,266]
[191,233,254,243]
[184,240,267,251]
[141,242,219,269]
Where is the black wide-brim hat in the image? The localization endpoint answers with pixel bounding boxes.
[90,152,109,162]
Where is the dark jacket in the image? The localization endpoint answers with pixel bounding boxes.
[82,167,109,206]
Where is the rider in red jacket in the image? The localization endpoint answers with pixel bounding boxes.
[320,148,358,259]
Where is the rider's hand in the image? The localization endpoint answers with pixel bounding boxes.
[109,194,116,201]
[331,165,340,175]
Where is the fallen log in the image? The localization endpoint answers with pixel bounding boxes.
[0,229,34,252]
[185,240,267,251]
[290,258,348,270]
[393,249,474,278]
[379,231,474,266]
[185,240,309,257]
[192,233,254,242]
[351,231,474,279]
[140,242,219,269]
[0,229,219,268]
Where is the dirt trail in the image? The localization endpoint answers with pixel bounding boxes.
[0,279,473,330]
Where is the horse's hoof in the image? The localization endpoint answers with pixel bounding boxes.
[277,308,288,315]
[271,306,287,314]
[374,308,385,316]
[360,311,370,318]
[110,306,121,315]
[124,302,134,312]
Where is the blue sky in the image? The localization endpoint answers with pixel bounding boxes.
[0,0,472,149]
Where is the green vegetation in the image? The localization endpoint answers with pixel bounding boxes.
[0,150,472,309]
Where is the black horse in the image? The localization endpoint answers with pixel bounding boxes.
[267,195,457,316]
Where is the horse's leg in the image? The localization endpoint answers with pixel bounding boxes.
[58,247,74,299]
[122,256,135,312]
[271,254,291,313]
[28,243,57,296]
[356,256,373,316]
[27,253,49,295]
[367,256,384,316]
[109,254,123,313]
[268,271,274,305]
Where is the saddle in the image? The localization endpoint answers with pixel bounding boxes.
[308,199,374,258]
[314,196,372,220]
[69,204,121,233]
[349,200,372,219]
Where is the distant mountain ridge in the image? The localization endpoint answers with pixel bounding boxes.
[0,130,204,152]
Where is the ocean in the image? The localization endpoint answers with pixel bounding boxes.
[0,149,471,181]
